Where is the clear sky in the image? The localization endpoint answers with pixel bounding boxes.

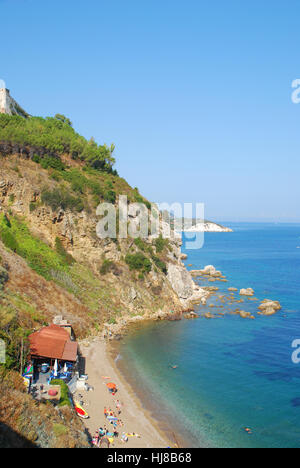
[1,0,300,222]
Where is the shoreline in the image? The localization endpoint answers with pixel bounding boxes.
[78,334,176,448]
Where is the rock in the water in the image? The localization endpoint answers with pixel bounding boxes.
[239,288,254,296]
[199,265,222,277]
[258,299,282,316]
[239,310,252,319]
[184,311,199,319]
[204,312,215,319]
[228,287,238,292]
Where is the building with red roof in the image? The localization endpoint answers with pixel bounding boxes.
[29,324,78,363]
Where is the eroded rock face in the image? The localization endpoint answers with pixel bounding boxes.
[239,288,254,296]
[167,263,194,301]
[166,263,209,307]
[258,300,282,316]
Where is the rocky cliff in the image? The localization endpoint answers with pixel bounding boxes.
[0,88,29,118]
[0,154,207,340]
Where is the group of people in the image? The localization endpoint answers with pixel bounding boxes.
[92,398,128,447]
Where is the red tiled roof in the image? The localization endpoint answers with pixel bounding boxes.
[29,324,78,362]
[62,341,78,362]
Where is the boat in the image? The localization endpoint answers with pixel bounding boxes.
[74,400,89,419]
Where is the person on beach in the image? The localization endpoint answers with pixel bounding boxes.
[115,400,121,414]
[92,431,100,447]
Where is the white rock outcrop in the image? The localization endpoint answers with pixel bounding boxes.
[178,221,233,233]
[239,288,255,296]
[167,263,208,307]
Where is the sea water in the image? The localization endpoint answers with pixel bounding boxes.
[117,223,300,448]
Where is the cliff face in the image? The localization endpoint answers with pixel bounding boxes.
[0,154,206,339]
[0,89,29,118]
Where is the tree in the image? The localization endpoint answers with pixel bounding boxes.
[54,114,73,127]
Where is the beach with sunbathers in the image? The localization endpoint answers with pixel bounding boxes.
[77,336,170,448]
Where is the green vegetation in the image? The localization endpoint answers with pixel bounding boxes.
[133,236,167,274]
[53,423,68,437]
[0,114,116,173]
[152,255,167,274]
[154,234,170,253]
[0,213,70,280]
[0,213,125,334]
[32,154,66,171]
[55,237,75,266]
[134,237,147,251]
[99,258,114,275]
[133,188,151,210]
[41,187,85,212]
[0,282,42,370]
[50,379,71,407]
[125,252,152,273]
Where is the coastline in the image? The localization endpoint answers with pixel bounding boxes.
[109,326,208,449]
[78,334,176,448]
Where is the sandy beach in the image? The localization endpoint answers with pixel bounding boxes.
[77,337,171,448]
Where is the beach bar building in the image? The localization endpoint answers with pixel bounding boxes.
[28,324,78,380]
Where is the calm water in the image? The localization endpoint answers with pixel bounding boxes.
[117,223,300,448]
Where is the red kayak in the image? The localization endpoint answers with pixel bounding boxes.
[74,400,89,419]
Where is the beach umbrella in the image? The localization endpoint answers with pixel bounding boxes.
[106,382,116,390]
[63,362,68,373]
[53,359,58,377]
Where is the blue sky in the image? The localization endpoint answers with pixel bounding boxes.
[1,0,300,222]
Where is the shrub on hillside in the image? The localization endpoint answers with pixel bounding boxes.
[99,259,114,275]
[125,252,151,273]
[154,234,169,253]
[55,237,75,266]
[41,188,84,212]
[152,255,167,274]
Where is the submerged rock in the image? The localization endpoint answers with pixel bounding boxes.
[184,311,199,319]
[204,312,215,319]
[239,310,253,319]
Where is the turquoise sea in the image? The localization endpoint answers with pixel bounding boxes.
[116,223,300,448]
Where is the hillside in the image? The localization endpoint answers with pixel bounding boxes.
[0,112,207,447]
